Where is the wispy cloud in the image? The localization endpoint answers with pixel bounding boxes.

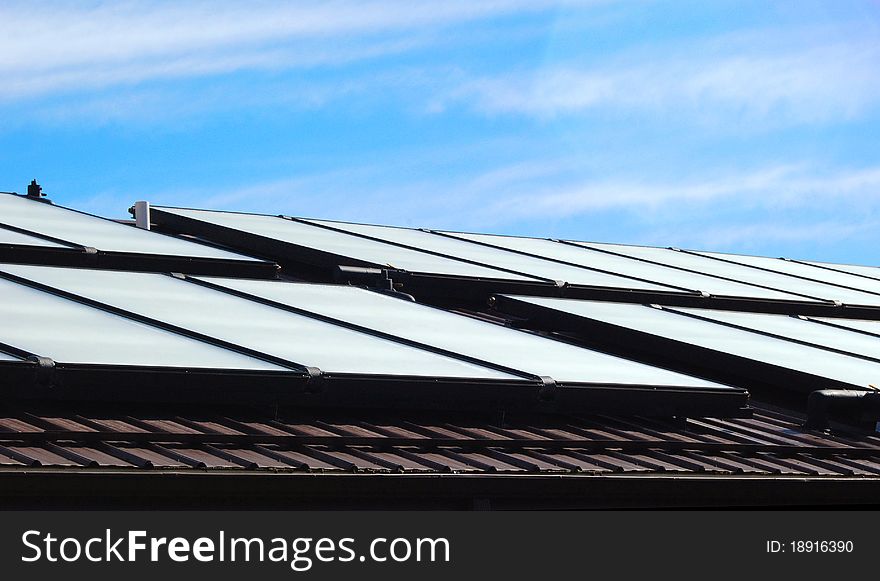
[655,219,880,250]
[434,40,880,124]
[138,156,880,231]
[483,164,880,220]
[0,0,576,100]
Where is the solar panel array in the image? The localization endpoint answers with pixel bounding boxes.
[151,207,880,315]
[442,230,811,301]
[0,275,285,371]
[569,241,880,305]
[152,207,533,281]
[0,193,274,276]
[492,295,880,393]
[7,197,880,418]
[197,276,725,388]
[0,261,742,414]
[693,250,880,297]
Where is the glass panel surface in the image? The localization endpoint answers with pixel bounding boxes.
[695,251,880,297]
[0,351,20,361]
[514,296,880,388]
[0,226,67,248]
[304,220,673,291]
[570,241,880,305]
[156,208,533,281]
[0,194,257,260]
[200,277,732,389]
[0,264,515,379]
[803,260,880,283]
[811,317,880,337]
[674,307,880,361]
[0,276,286,370]
[445,231,811,301]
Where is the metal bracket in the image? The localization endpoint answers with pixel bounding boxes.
[132,200,151,230]
[304,366,324,393]
[82,246,98,255]
[537,375,557,401]
[26,355,55,387]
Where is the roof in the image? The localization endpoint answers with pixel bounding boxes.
[2,402,880,508]
[3,188,880,508]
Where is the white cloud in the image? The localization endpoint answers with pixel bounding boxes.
[435,41,880,124]
[659,219,880,250]
[482,164,880,221]
[0,0,578,99]
[135,155,880,238]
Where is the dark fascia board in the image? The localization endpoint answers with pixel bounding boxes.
[490,294,868,397]
[0,357,749,417]
[0,361,615,414]
[1,470,879,509]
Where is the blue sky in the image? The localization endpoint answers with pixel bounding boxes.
[1,0,879,264]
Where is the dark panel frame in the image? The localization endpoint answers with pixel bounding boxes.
[1,470,879,509]
[0,360,748,416]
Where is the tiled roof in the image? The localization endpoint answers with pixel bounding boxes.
[2,403,877,478]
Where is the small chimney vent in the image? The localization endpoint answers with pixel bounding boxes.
[26,179,45,199]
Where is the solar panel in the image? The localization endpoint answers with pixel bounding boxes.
[0,275,284,370]
[303,219,674,291]
[811,317,880,337]
[0,193,266,268]
[152,207,536,281]
[0,226,68,248]
[693,251,880,297]
[672,307,880,362]
[571,241,880,305]
[0,263,516,379]
[799,260,880,284]
[196,276,734,390]
[443,231,813,301]
[498,295,880,390]
[0,351,20,361]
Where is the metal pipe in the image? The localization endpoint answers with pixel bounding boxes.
[805,389,880,430]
